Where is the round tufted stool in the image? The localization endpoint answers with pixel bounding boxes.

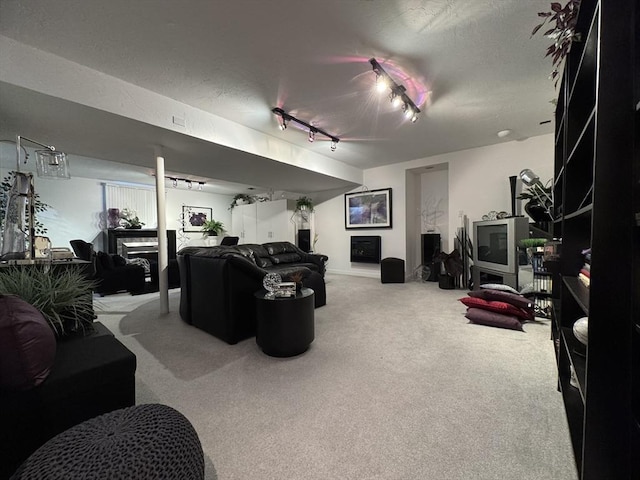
[11,404,205,480]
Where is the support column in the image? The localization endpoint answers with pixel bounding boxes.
[155,148,169,314]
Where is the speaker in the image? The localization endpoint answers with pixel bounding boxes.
[421,234,441,282]
[297,229,311,252]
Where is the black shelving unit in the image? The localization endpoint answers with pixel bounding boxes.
[553,1,638,478]
[528,251,553,318]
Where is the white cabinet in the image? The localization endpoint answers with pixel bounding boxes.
[231,203,257,243]
[231,199,295,244]
[256,199,296,243]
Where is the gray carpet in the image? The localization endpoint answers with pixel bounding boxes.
[97,274,578,480]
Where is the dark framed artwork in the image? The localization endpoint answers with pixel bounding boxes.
[345,188,392,229]
[182,205,212,232]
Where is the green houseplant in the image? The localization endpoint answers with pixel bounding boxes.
[229,193,256,210]
[0,265,97,338]
[295,196,314,213]
[202,219,225,236]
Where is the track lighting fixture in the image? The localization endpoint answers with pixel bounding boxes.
[369,58,421,123]
[272,107,340,152]
[161,176,205,190]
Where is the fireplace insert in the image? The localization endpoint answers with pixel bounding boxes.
[350,236,381,264]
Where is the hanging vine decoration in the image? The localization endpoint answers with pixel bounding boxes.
[531,0,582,85]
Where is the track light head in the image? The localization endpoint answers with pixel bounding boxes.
[272,107,340,151]
[369,58,421,124]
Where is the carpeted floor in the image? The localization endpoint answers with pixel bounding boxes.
[96,274,578,480]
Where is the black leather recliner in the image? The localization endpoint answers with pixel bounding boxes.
[70,240,146,296]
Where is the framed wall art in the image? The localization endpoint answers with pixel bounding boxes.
[182,205,212,232]
[344,188,392,229]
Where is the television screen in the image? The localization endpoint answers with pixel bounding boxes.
[476,224,508,265]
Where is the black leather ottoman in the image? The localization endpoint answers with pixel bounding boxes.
[381,257,405,283]
[11,404,204,480]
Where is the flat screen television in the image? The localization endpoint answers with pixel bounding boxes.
[472,217,529,275]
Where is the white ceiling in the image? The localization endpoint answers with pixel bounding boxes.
[0,0,556,195]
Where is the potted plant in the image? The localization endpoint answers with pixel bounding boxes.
[119,208,144,229]
[531,0,582,84]
[0,265,97,338]
[295,196,314,213]
[202,219,225,236]
[229,193,256,210]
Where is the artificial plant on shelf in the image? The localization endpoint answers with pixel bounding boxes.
[295,196,314,213]
[531,0,582,85]
[119,208,144,229]
[228,193,256,210]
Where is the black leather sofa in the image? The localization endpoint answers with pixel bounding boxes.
[177,241,327,345]
[0,323,136,479]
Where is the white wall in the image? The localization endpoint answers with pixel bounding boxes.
[2,135,553,267]
[316,134,554,278]
[0,145,233,252]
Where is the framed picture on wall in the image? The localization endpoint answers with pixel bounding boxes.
[344,188,392,229]
[182,205,212,232]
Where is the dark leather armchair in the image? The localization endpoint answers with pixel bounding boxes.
[220,236,239,246]
[70,240,146,296]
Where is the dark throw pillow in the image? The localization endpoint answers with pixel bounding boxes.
[0,295,56,391]
[479,283,520,295]
[459,296,534,321]
[465,307,523,331]
[468,289,534,311]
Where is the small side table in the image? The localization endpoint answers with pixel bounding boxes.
[254,288,315,357]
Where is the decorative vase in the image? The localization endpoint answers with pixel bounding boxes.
[107,208,120,229]
[524,201,550,223]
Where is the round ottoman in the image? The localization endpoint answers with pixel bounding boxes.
[11,404,205,480]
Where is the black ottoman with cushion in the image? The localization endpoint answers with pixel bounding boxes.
[381,257,405,283]
[11,404,205,480]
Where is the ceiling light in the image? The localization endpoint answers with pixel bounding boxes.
[187,180,193,189]
[16,135,70,179]
[279,118,287,130]
[272,107,340,152]
[172,178,178,188]
[198,182,204,191]
[497,129,512,138]
[369,58,421,123]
